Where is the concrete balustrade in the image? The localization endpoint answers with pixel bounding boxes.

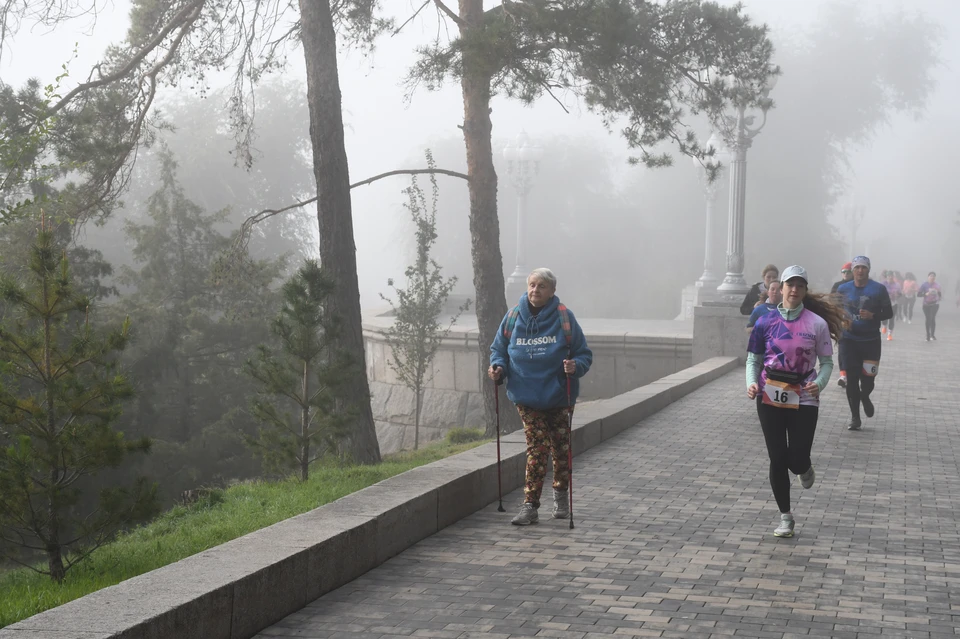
[363,310,695,453]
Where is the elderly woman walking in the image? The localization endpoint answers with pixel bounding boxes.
[489,268,593,525]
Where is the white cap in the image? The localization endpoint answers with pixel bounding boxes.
[780,265,808,284]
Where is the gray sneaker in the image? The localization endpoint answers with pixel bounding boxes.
[511,502,539,525]
[774,513,795,538]
[552,488,569,519]
[800,465,815,489]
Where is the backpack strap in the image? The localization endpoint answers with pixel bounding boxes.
[503,305,521,341]
[557,303,573,348]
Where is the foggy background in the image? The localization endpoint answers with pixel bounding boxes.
[3,0,958,319]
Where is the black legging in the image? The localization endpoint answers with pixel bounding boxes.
[905,297,916,321]
[923,303,939,338]
[757,399,818,513]
[839,338,881,421]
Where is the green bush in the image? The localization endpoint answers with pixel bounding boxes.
[445,427,486,444]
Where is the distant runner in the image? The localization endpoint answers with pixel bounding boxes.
[746,265,845,538]
[836,256,893,431]
[740,264,779,316]
[917,271,942,341]
[747,281,781,331]
[831,262,853,388]
[902,273,919,325]
[831,262,853,294]
[882,271,901,341]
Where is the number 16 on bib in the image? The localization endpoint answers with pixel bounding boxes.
[762,379,801,409]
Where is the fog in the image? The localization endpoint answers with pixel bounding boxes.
[3,0,960,567]
[3,0,960,318]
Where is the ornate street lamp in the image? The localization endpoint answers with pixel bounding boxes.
[694,132,727,291]
[503,131,543,302]
[716,73,778,298]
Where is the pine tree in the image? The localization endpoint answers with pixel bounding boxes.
[115,149,283,501]
[244,260,353,480]
[0,221,156,583]
[382,157,469,450]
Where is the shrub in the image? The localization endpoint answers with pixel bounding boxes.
[445,427,486,445]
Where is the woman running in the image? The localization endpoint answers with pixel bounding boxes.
[747,281,782,332]
[902,273,918,324]
[746,265,847,538]
[882,271,901,341]
[917,271,942,341]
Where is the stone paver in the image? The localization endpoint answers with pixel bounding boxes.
[256,313,960,639]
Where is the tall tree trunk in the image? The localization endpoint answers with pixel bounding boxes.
[458,0,519,436]
[301,359,310,481]
[298,0,381,463]
[46,529,65,583]
[43,278,66,583]
[414,387,421,450]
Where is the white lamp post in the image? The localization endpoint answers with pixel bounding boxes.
[694,132,727,290]
[716,73,777,298]
[503,131,543,302]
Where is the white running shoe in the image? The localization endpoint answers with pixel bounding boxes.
[774,513,795,538]
[552,488,569,519]
[511,502,539,525]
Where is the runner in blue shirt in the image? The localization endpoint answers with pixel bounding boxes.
[747,281,781,331]
[836,256,894,431]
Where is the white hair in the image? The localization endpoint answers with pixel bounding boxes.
[527,268,557,288]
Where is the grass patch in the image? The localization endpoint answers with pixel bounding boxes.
[0,437,489,628]
[445,427,486,444]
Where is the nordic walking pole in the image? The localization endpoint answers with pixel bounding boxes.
[494,366,505,512]
[566,359,575,530]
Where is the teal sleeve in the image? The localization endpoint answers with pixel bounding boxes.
[746,352,763,389]
[814,355,834,392]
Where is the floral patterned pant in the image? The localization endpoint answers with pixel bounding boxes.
[517,405,571,508]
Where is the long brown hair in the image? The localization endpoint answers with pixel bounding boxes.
[803,291,849,342]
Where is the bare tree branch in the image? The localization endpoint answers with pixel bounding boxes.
[432,0,464,28]
[233,167,470,252]
[43,0,205,118]
[394,0,430,36]
[350,167,469,188]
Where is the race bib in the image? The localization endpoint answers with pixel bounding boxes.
[762,379,800,409]
[862,360,879,377]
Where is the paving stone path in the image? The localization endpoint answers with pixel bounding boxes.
[257,313,960,639]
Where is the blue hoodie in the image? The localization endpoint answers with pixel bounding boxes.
[837,278,893,341]
[489,294,593,410]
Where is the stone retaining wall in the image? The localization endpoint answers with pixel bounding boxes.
[364,312,693,453]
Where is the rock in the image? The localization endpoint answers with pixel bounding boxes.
[375,420,406,455]
[369,382,393,418]
[463,391,486,430]
[419,388,467,429]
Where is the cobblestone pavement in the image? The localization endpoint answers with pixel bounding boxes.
[257,313,960,639]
